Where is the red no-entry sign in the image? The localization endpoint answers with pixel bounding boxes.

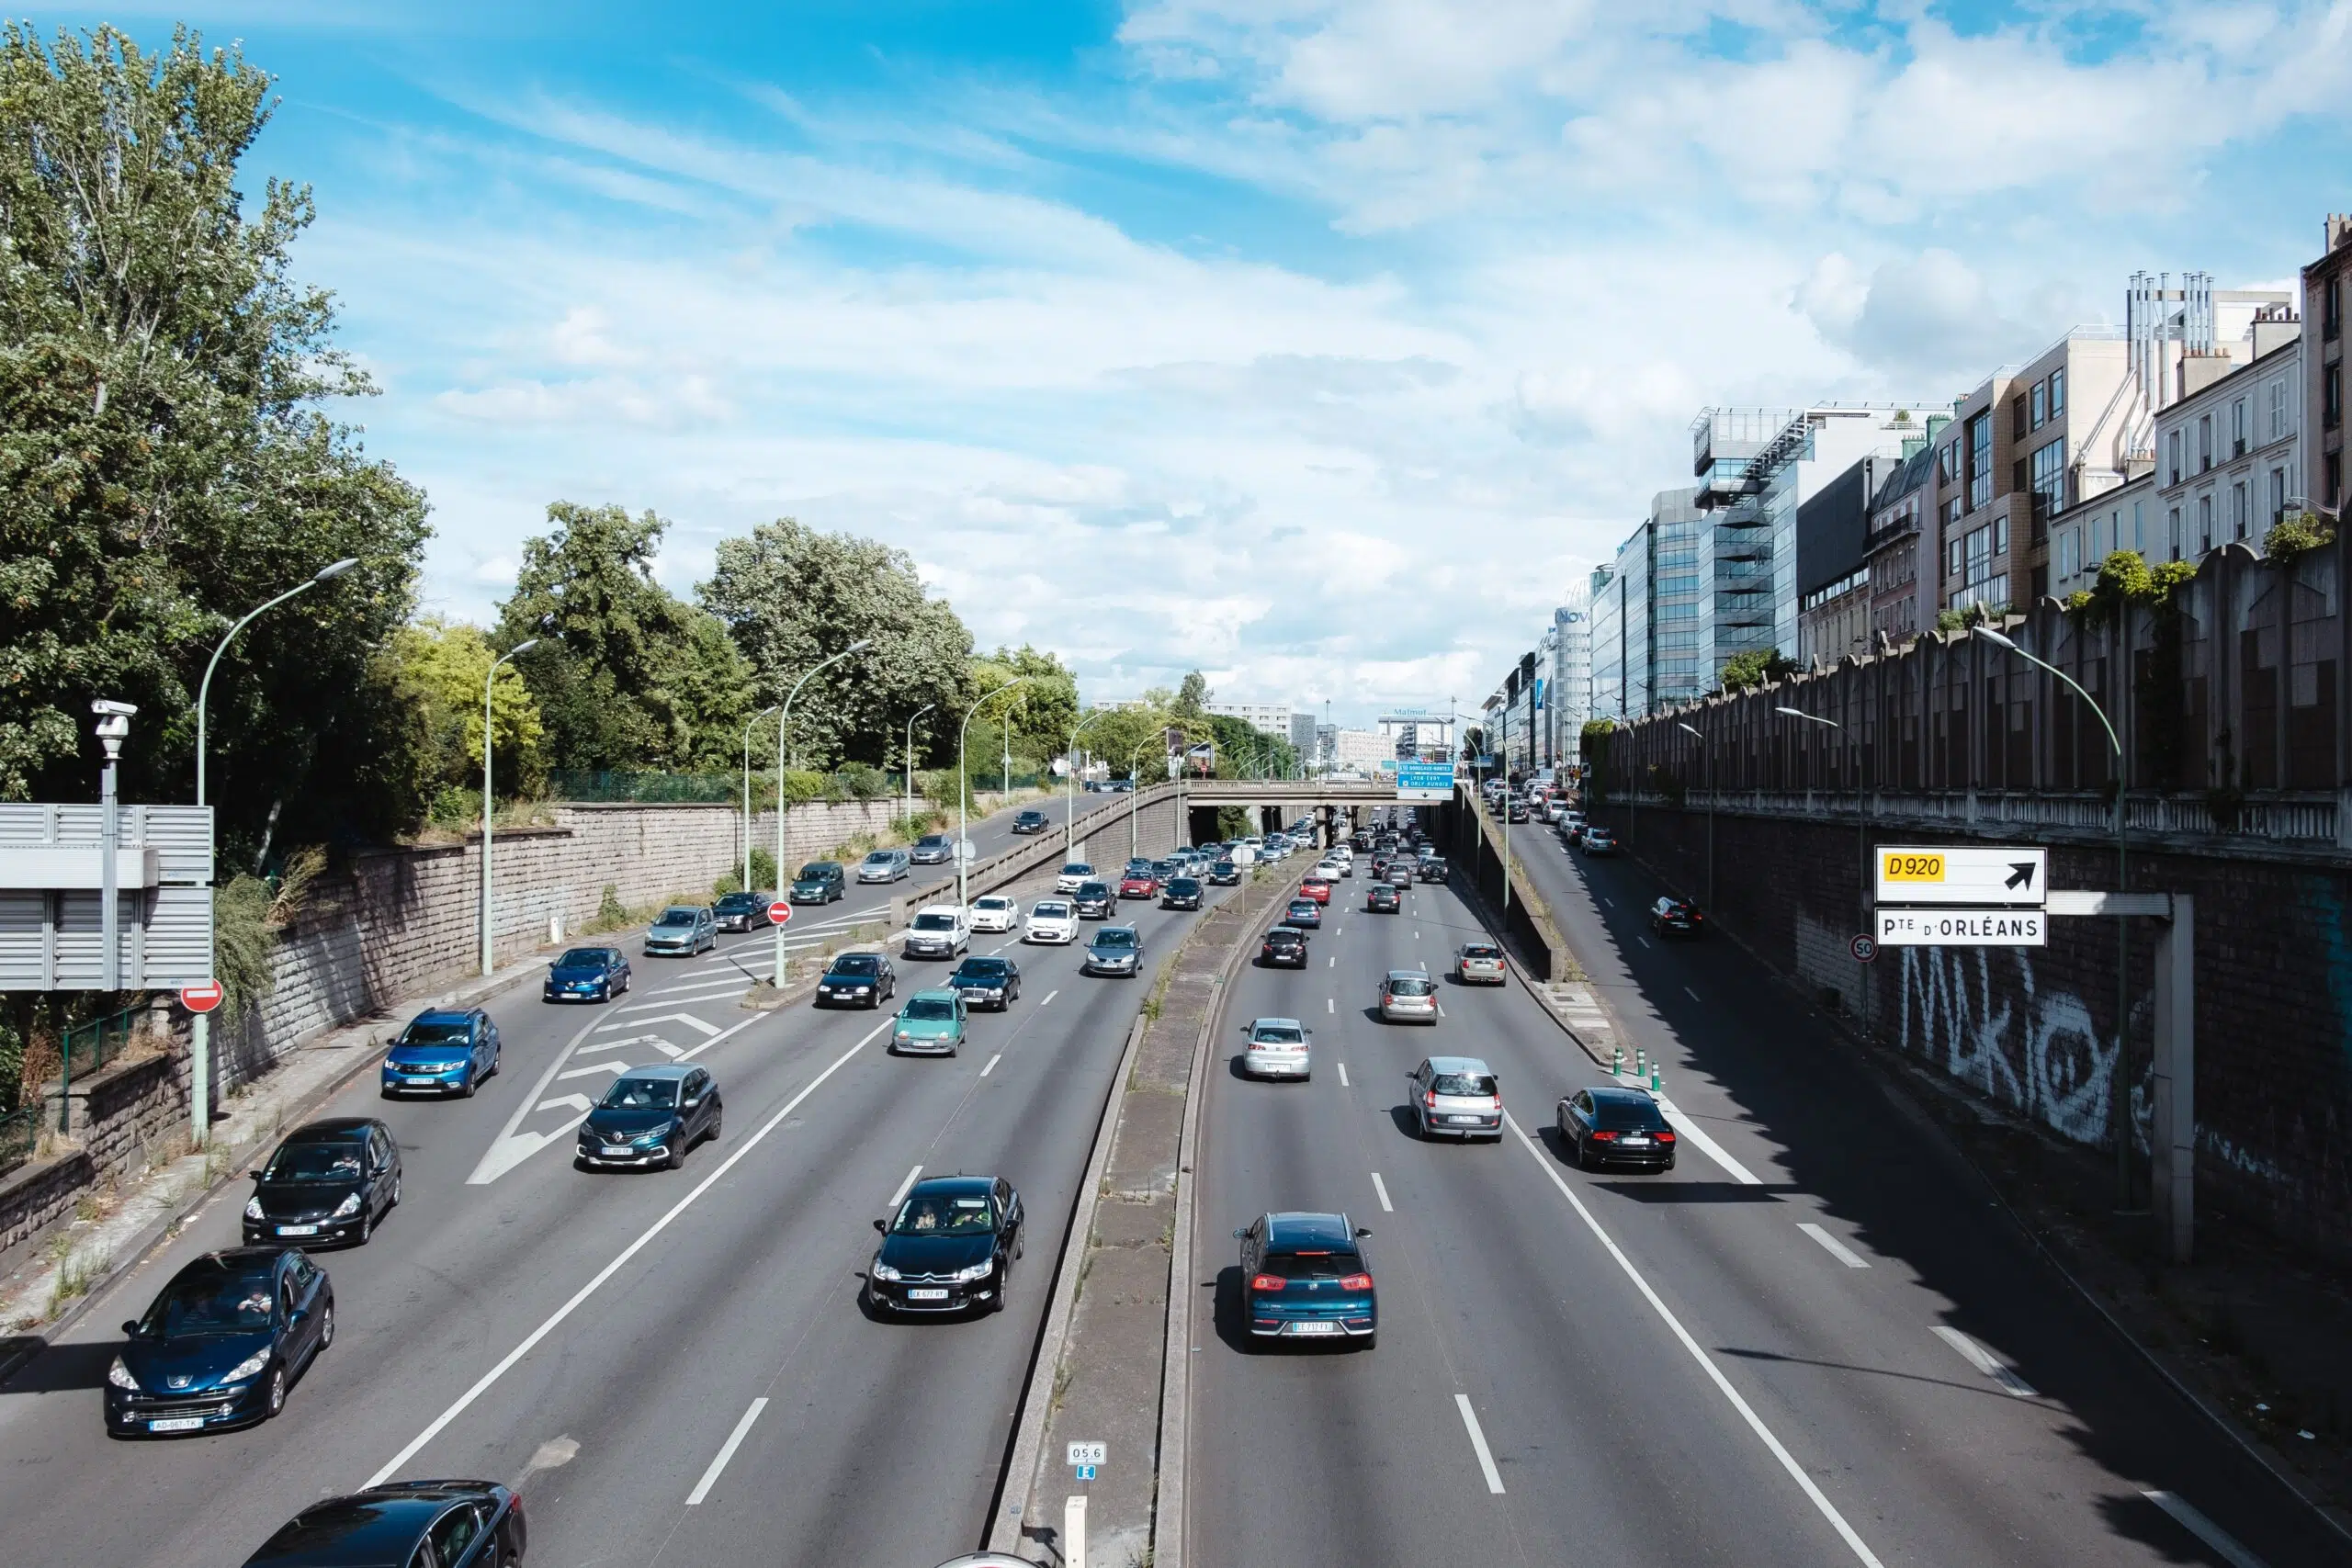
[180,979,224,1013]
[767,901,794,926]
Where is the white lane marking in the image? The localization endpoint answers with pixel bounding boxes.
[371,1019,891,1484]
[1371,1172,1394,1213]
[1798,1223,1870,1269]
[1327,998,1335,1014]
[1437,1003,1446,1018]
[1622,1084,1762,1186]
[1504,1111,1885,1566]
[2141,1491,2268,1568]
[1337,1063,1350,1088]
[685,1398,770,1506]
[1040,990,1057,1007]
[981,1054,1001,1077]
[1684,986,1701,1002]
[1636,935,1650,949]
[889,1164,924,1207]
[535,1094,594,1115]
[642,976,764,1004]
[598,1011,720,1037]
[1932,1326,2038,1397]
[1453,1394,1506,1495]
[1329,954,1336,967]
[573,1033,680,1057]
[556,1061,632,1082]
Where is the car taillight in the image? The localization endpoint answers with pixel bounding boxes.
[1656,1130,1677,1142]
[1250,1274,1284,1292]
[1590,1130,1619,1141]
[1339,1273,1373,1292]
[1488,1096,1502,1109]
[1423,1090,1437,1107]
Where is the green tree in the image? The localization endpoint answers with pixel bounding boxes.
[1172,671,1209,719]
[970,645,1080,768]
[0,24,430,854]
[698,518,973,770]
[388,618,546,809]
[498,503,752,773]
[1717,648,1802,693]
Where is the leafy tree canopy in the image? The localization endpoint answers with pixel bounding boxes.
[1717,648,1802,693]
[0,24,428,855]
[389,618,545,808]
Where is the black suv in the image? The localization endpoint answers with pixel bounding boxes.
[1651,897,1705,937]
[1206,859,1240,886]
[1260,927,1310,968]
[1011,809,1049,835]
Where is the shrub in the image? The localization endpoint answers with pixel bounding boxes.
[597,885,627,926]
[2264,510,2335,563]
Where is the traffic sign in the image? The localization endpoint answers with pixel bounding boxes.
[1074,1464,1098,1482]
[1066,1441,1106,1465]
[179,979,224,1013]
[1849,934,1877,964]
[766,901,793,926]
[1395,761,1454,802]
[1875,908,2047,947]
[1873,845,2047,907]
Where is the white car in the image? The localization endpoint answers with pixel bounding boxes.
[902,905,970,960]
[1239,1016,1311,1079]
[1316,858,1350,882]
[969,894,1020,933]
[1055,862,1095,895]
[1024,900,1079,943]
[1328,844,1353,865]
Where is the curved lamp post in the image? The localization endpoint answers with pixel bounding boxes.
[903,703,937,829]
[187,557,357,1145]
[480,638,539,976]
[1064,708,1112,859]
[959,679,1031,910]
[773,641,874,986]
[741,704,781,891]
[1128,739,1157,860]
[1973,624,2132,1204]
[1675,720,1713,910]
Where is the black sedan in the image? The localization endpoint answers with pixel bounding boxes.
[241,1480,526,1567]
[949,954,1022,1010]
[575,1066,722,1170]
[1073,880,1115,919]
[1011,808,1049,834]
[1206,859,1240,886]
[1366,882,1401,913]
[816,952,896,1009]
[1558,1086,1678,1171]
[542,945,629,1003]
[243,1119,401,1248]
[866,1174,1023,1316]
[1651,896,1705,937]
[108,1248,332,1436]
[1162,876,1204,910]
[713,890,775,931]
[1260,927,1310,967]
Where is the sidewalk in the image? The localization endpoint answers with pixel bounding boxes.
[0,957,546,1383]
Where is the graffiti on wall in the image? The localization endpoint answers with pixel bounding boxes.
[1896,944,2127,1146]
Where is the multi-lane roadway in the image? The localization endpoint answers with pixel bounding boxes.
[0,795,1221,1568]
[1183,813,2345,1568]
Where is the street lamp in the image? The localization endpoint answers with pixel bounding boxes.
[1974,624,2133,1207]
[1128,739,1158,860]
[185,558,357,1148]
[1064,708,1112,859]
[904,703,937,829]
[1775,701,1866,950]
[1675,720,1713,911]
[481,638,539,976]
[959,678,1031,910]
[773,640,874,986]
[741,705,781,891]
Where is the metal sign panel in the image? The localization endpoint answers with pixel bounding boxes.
[1873,845,2047,907]
[1395,761,1454,801]
[0,802,214,989]
[1875,908,2047,947]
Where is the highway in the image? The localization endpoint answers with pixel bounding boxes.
[1183,814,2346,1568]
[0,794,1218,1568]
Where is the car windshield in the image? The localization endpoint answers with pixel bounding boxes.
[265,1142,366,1182]
[1431,1072,1497,1096]
[1289,901,1317,914]
[555,949,609,969]
[601,1077,679,1110]
[913,912,958,931]
[863,852,897,865]
[902,997,956,1021]
[1263,1251,1363,1280]
[1063,864,1091,875]
[715,894,759,910]
[1251,1023,1306,1045]
[400,1021,470,1045]
[956,959,1010,979]
[1079,883,1110,897]
[1092,930,1136,950]
[1265,931,1303,945]
[1387,977,1434,997]
[1032,902,1070,919]
[653,909,698,928]
[1170,879,1199,894]
[828,955,881,976]
[891,1193,994,1235]
[1594,1097,1670,1131]
[918,836,949,849]
[976,897,1012,911]
[145,1267,276,1337]
[797,863,837,880]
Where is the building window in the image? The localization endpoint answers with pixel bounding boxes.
[2232,481,2248,539]
[2132,499,2144,552]
[2089,513,2105,560]
[1963,526,1993,587]
[2167,430,2182,486]
[2029,437,2067,511]
[2030,383,2046,430]
[2199,493,2213,551]
[2050,367,2065,416]
[1993,513,2009,557]
[2331,452,2344,509]
[2327,276,2343,342]
[1967,411,1992,511]
[2013,395,2030,438]
[2233,398,2247,457]
[2059,528,2079,581]
[2327,365,2343,431]
[2199,414,2212,470]
[1941,440,1959,484]
[2268,378,2288,441]
[2167,506,2182,559]
[2272,468,2288,524]
[1946,535,1962,578]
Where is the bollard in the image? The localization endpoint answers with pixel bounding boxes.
[1611,1044,1623,1077]
[1635,1047,1646,1079]
[1649,1060,1660,1093]
[1066,1495,1088,1568]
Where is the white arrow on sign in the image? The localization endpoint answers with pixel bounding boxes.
[1874,845,2048,908]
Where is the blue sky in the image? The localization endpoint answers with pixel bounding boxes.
[49,1,2352,722]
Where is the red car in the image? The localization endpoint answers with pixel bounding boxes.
[1298,875,1332,905]
[1119,873,1159,899]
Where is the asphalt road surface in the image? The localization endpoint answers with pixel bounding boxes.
[0,794,1227,1568]
[1183,817,2346,1568]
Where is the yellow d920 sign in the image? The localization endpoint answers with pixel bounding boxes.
[1873,845,2047,907]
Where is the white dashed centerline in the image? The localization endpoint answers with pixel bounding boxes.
[1039,990,1057,1007]
[1327,998,1335,1013]
[1337,1063,1350,1088]
[1453,1395,1506,1494]
[889,1164,924,1207]
[980,1054,1001,1077]
[1370,1172,1394,1213]
[1685,986,1702,1002]
[685,1397,769,1506]
[1932,1326,2038,1397]
[2141,1491,2268,1568]
[1797,1223,1870,1269]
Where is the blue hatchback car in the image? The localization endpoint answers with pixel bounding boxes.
[1235,1211,1376,1348]
[543,945,631,1003]
[379,1010,501,1099]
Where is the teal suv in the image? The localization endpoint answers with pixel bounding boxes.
[1235,1211,1376,1348]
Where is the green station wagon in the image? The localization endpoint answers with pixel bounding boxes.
[890,990,968,1056]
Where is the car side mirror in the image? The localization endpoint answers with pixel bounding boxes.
[682,1096,700,1109]
[121,1320,141,1337]
[1355,1226,1374,1238]
[248,1169,263,1180]
[874,1218,888,1233]
[1231,1227,1248,1239]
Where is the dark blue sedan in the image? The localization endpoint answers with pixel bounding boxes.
[543,945,631,1003]
[380,1009,501,1098]
[107,1248,333,1436]
[1235,1212,1376,1348]
[240,1479,526,1566]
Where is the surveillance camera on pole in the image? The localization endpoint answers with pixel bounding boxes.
[91,701,138,998]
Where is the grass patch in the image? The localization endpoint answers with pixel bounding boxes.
[45,1243,108,1318]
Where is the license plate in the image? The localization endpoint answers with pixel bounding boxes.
[148,1416,204,1432]
[277,1224,319,1236]
[1623,1134,1650,1145]
[603,1145,634,1156]
[1448,1115,1483,1124]
[907,1288,949,1301]
[1287,1320,1339,1336]
[407,1077,438,1086]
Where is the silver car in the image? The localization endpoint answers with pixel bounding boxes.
[858,848,912,883]
[1377,969,1438,1024]
[1082,925,1144,977]
[1408,1055,1501,1141]
[1240,1017,1311,1080]
[642,905,716,956]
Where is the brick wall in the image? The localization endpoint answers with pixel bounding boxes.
[1589,799,2352,1261]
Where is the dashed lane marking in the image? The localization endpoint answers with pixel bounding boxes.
[1370,1172,1394,1213]
[1453,1395,1506,1495]
[1932,1326,2038,1397]
[1798,1223,1871,1269]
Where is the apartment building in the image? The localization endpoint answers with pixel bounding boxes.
[2050,471,2157,594]
[2308,217,2350,513]
[1553,588,1592,749]
[2148,318,2302,565]
[1795,452,1903,666]
[1863,429,1944,646]
[1204,700,1291,735]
